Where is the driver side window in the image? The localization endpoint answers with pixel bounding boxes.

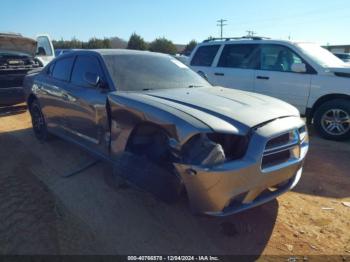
[260,45,303,72]
[71,55,103,87]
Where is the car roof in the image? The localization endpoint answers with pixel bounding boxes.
[63,49,170,58]
[198,38,314,47]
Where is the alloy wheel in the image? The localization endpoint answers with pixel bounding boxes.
[321,108,350,136]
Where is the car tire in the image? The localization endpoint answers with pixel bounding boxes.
[29,100,51,142]
[314,99,350,141]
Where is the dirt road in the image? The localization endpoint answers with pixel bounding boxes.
[0,108,349,256]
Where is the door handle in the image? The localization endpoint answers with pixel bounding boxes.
[256,76,269,80]
[214,72,225,76]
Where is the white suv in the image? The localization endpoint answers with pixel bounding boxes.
[188,37,350,140]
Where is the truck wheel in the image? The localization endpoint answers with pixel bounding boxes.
[29,100,51,142]
[314,99,350,140]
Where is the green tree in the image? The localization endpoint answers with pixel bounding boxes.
[52,37,83,49]
[110,37,127,49]
[149,37,177,55]
[127,33,148,50]
[182,40,197,56]
[84,37,111,49]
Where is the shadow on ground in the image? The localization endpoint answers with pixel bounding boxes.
[0,104,27,117]
[0,125,278,255]
[292,125,350,199]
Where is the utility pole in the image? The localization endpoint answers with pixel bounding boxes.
[246,30,257,37]
[217,19,227,39]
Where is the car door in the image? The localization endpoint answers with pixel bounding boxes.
[36,35,55,66]
[38,56,75,131]
[254,44,313,113]
[64,54,110,156]
[210,44,259,92]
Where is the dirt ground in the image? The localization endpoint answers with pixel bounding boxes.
[0,106,349,257]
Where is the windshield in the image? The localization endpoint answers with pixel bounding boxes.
[102,53,211,91]
[296,43,346,68]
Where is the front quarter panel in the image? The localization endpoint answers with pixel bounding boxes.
[308,73,350,107]
[107,92,212,159]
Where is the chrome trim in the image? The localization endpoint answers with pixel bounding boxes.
[261,126,308,173]
[263,142,299,156]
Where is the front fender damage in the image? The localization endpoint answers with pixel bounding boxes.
[107,94,250,212]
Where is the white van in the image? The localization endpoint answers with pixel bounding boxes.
[188,37,350,140]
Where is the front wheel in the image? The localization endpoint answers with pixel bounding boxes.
[314,99,350,141]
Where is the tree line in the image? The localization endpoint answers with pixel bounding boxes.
[52,33,197,56]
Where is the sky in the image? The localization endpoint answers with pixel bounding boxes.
[1,0,350,45]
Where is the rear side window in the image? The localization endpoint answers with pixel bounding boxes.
[190,45,220,67]
[218,44,259,69]
[71,55,103,87]
[52,56,75,81]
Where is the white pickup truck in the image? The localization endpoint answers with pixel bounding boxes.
[0,33,54,106]
[188,37,350,140]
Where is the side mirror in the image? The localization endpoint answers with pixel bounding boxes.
[84,72,109,89]
[291,63,306,73]
[84,72,100,87]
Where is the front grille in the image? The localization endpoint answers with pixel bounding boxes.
[0,70,29,88]
[265,132,290,149]
[262,150,291,167]
[261,128,303,172]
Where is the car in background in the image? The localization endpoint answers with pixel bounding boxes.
[23,49,308,216]
[55,48,82,57]
[0,33,54,106]
[189,36,350,140]
[333,53,350,63]
[174,54,189,64]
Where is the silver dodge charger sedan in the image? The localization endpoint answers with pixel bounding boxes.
[24,49,309,216]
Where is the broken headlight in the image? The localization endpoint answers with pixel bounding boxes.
[181,133,249,166]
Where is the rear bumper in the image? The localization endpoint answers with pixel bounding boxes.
[0,86,25,106]
[175,116,309,216]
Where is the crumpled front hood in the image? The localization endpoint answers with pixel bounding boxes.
[112,87,300,134]
[0,34,36,56]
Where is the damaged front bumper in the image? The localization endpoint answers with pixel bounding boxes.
[174,116,309,216]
